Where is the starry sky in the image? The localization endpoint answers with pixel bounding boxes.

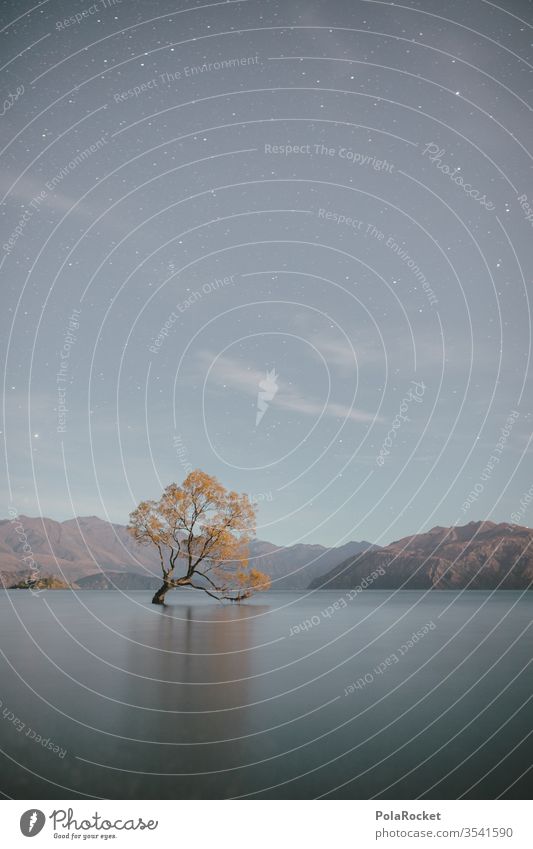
[1,0,532,547]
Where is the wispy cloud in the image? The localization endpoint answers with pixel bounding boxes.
[276,394,381,423]
[197,351,381,424]
[2,172,96,217]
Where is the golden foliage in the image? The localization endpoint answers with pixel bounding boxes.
[127,469,270,601]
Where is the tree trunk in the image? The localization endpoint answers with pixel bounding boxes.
[152,581,172,605]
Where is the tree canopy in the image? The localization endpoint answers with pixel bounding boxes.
[128,469,270,604]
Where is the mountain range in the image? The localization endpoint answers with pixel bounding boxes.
[309,521,533,590]
[0,514,374,590]
[2,516,531,591]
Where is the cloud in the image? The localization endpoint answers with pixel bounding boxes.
[197,351,381,424]
[276,394,381,423]
[1,172,95,218]
[312,338,359,369]
[199,351,278,395]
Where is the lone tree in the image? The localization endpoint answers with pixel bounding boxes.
[128,469,270,605]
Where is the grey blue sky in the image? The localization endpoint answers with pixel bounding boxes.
[1,0,532,547]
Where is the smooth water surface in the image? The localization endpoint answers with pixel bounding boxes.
[0,590,531,799]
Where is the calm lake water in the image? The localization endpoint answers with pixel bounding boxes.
[0,590,531,799]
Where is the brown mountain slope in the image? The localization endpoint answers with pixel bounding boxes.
[0,515,373,589]
[246,539,375,588]
[309,521,533,590]
[0,515,162,581]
